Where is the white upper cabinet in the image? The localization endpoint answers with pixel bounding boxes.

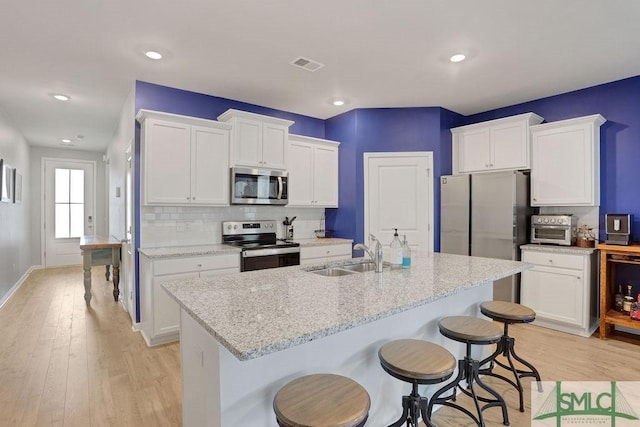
[288,134,340,208]
[530,114,606,206]
[137,110,231,206]
[452,113,544,174]
[218,109,294,170]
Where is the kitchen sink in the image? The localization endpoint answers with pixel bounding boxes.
[310,267,357,277]
[339,262,377,272]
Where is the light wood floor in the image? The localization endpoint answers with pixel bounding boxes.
[2,267,640,426]
[0,266,181,427]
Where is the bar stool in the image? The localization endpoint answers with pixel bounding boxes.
[478,301,542,412]
[428,316,509,427]
[273,373,370,427]
[378,339,456,427]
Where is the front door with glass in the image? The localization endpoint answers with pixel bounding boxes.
[44,159,96,267]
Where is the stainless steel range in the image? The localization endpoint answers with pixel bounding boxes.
[222,220,300,272]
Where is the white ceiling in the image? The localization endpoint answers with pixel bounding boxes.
[1,0,639,152]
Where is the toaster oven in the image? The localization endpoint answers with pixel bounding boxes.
[530,214,577,246]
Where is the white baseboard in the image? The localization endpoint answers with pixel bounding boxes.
[131,322,141,332]
[0,265,41,310]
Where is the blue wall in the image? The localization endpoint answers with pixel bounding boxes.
[325,107,464,250]
[131,76,640,321]
[461,76,640,241]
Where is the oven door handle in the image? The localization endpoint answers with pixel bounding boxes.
[243,247,300,258]
[277,176,283,200]
[532,224,570,230]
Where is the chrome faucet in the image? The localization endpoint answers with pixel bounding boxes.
[353,234,384,273]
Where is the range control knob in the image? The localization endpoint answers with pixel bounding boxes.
[543,218,549,223]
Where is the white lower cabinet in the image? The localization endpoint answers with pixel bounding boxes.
[300,243,352,265]
[139,253,239,346]
[520,247,597,337]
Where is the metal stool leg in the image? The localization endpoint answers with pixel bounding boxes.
[429,344,510,427]
[480,322,543,410]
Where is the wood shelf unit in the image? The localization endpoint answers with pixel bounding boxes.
[598,243,640,339]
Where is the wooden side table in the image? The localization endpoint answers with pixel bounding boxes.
[598,243,640,339]
[80,235,122,304]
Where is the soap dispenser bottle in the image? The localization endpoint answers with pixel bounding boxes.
[402,235,411,269]
[390,228,402,266]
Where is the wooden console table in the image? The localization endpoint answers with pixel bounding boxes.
[80,235,122,304]
[598,243,640,339]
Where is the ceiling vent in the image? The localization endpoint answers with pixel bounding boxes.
[290,56,325,72]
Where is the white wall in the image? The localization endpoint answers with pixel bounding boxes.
[107,84,135,241]
[28,147,106,266]
[0,108,31,302]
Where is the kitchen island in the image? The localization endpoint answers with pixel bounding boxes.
[163,251,530,426]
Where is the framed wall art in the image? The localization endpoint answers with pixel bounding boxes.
[1,161,13,203]
[13,169,22,203]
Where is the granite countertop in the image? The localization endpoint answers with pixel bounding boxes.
[138,244,240,259]
[294,237,353,247]
[162,251,531,361]
[520,243,598,255]
[138,238,353,259]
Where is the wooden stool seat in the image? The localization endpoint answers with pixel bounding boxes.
[438,315,502,344]
[273,374,370,427]
[379,339,456,382]
[480,301,535,323]
[378,339,456,427]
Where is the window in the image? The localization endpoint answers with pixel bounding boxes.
[54,168,84,238]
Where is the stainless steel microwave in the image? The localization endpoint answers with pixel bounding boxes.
[230,167,288,205]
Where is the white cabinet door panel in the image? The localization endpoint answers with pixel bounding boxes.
[154,272,197,336]
[288,142,314,206]
[313,145,339,207]
[191,126,229,205]
[144,120,191,204]
[490,121,527,170]
[521,267,583,327]
[458,129,490,173]
[262,124,287,169]
[235,119,262,167]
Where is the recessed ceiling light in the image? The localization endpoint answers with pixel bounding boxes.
[61,138,72,143]
[145,51,163,60]
[333,100,345,106]
[52,94,70,101]
[450,54,466,63]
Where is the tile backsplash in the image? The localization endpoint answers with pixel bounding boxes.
[141,206,327,247]
[538,206,600,238]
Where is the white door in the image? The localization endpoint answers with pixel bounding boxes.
[364,152,433,252]
[123,144,136,319]
[43,159,96,267]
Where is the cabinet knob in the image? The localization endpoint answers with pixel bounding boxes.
[533,198,537,202]
[197,264,202,268]
[485,164,489,168]
[576,276,581,280]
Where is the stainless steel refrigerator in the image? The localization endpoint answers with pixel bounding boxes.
[440,171,530,302]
